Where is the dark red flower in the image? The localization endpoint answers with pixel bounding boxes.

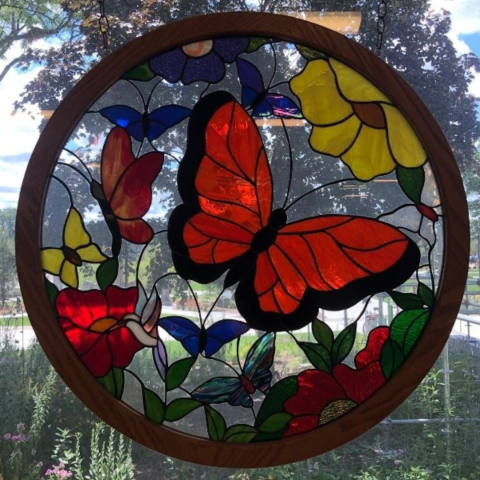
[283,327,389,437]
[56,286,144,377]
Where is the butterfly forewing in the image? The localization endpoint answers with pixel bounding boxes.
[243,332,275,393]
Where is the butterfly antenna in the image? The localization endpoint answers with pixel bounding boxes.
[281,118,294,209]
[208,355,240,375]
[184,279,203,325]
[203,287,227,324]
[199,83,210,98]
[285,177,357,212]
[147,79,163,111]
[51,175,75,207]
[126,79,146,109]
[63,148,94,181]
[137,78,163,118]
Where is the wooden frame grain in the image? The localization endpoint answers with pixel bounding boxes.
[16,12,469,468]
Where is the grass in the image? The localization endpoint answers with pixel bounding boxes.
[0,316,31,327]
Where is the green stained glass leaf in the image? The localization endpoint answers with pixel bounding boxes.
[165,398,202,422]
[390,309,430,356]
[143,388,165,424]
[122,62,156,81]
[205,406,226,442]
[396,165,425,203]
[97,367,124,399]
[312,319,334,351]
[380,338,405,379]
[299,342,332,373]
[96,257,118,292]
[296,44,327,61]
[332,323,357,364]
[166,357,196,391]
[246,37,274,52]
[255,376,297,428]
[418,283,435,307]
[223,425,258,443]
[45,278,59,308]
[258,412,292,433]
[388,290,424,310]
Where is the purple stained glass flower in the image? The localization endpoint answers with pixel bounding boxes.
[149,37,249,85]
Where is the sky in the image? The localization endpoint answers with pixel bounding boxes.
[0,1,480,209]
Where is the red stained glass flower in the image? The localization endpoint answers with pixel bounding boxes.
[283,327,389,437]
[56,286,144,377]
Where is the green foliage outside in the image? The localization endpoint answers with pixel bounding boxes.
[1,322,480,479]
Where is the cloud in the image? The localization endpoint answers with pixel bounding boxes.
[431,0,480,34]
[0,154,29,209]
[0,42,44,207]
[430,0,480,51]
[430,1,480,100]
[0,67,41,156]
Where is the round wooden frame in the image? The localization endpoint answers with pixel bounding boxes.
[16,12,469,468]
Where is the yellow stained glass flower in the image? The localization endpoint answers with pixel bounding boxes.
[41,207,106,288]
[290,58,427,180]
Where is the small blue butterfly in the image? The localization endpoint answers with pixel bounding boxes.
[236,58,302,118]
[97,104,191,142]
[191,332,275,408]
[158,316,249,357]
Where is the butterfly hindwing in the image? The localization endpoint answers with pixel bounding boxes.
[191,332,275,408]
[264,94,302,118]
[159,316,201,356]
[191,377,245,405]
[147,105,191,141]
[204,320,250,357]
[236,57,301,118]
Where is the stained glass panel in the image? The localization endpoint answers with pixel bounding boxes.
[17,13,467,467]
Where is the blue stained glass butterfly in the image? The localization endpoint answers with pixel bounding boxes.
[96,104,191,142]
[236,57,302,118]
[191,332,275,408]
[159,316,250,357]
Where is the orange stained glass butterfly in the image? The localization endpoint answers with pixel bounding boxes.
[168,91,420,331]
[90,127,164,257]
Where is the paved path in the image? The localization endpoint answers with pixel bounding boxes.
[3,299,480,350]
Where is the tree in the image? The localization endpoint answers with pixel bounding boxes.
[12,0,480,172]
[0,224,16,306]
[0,0,77,83]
